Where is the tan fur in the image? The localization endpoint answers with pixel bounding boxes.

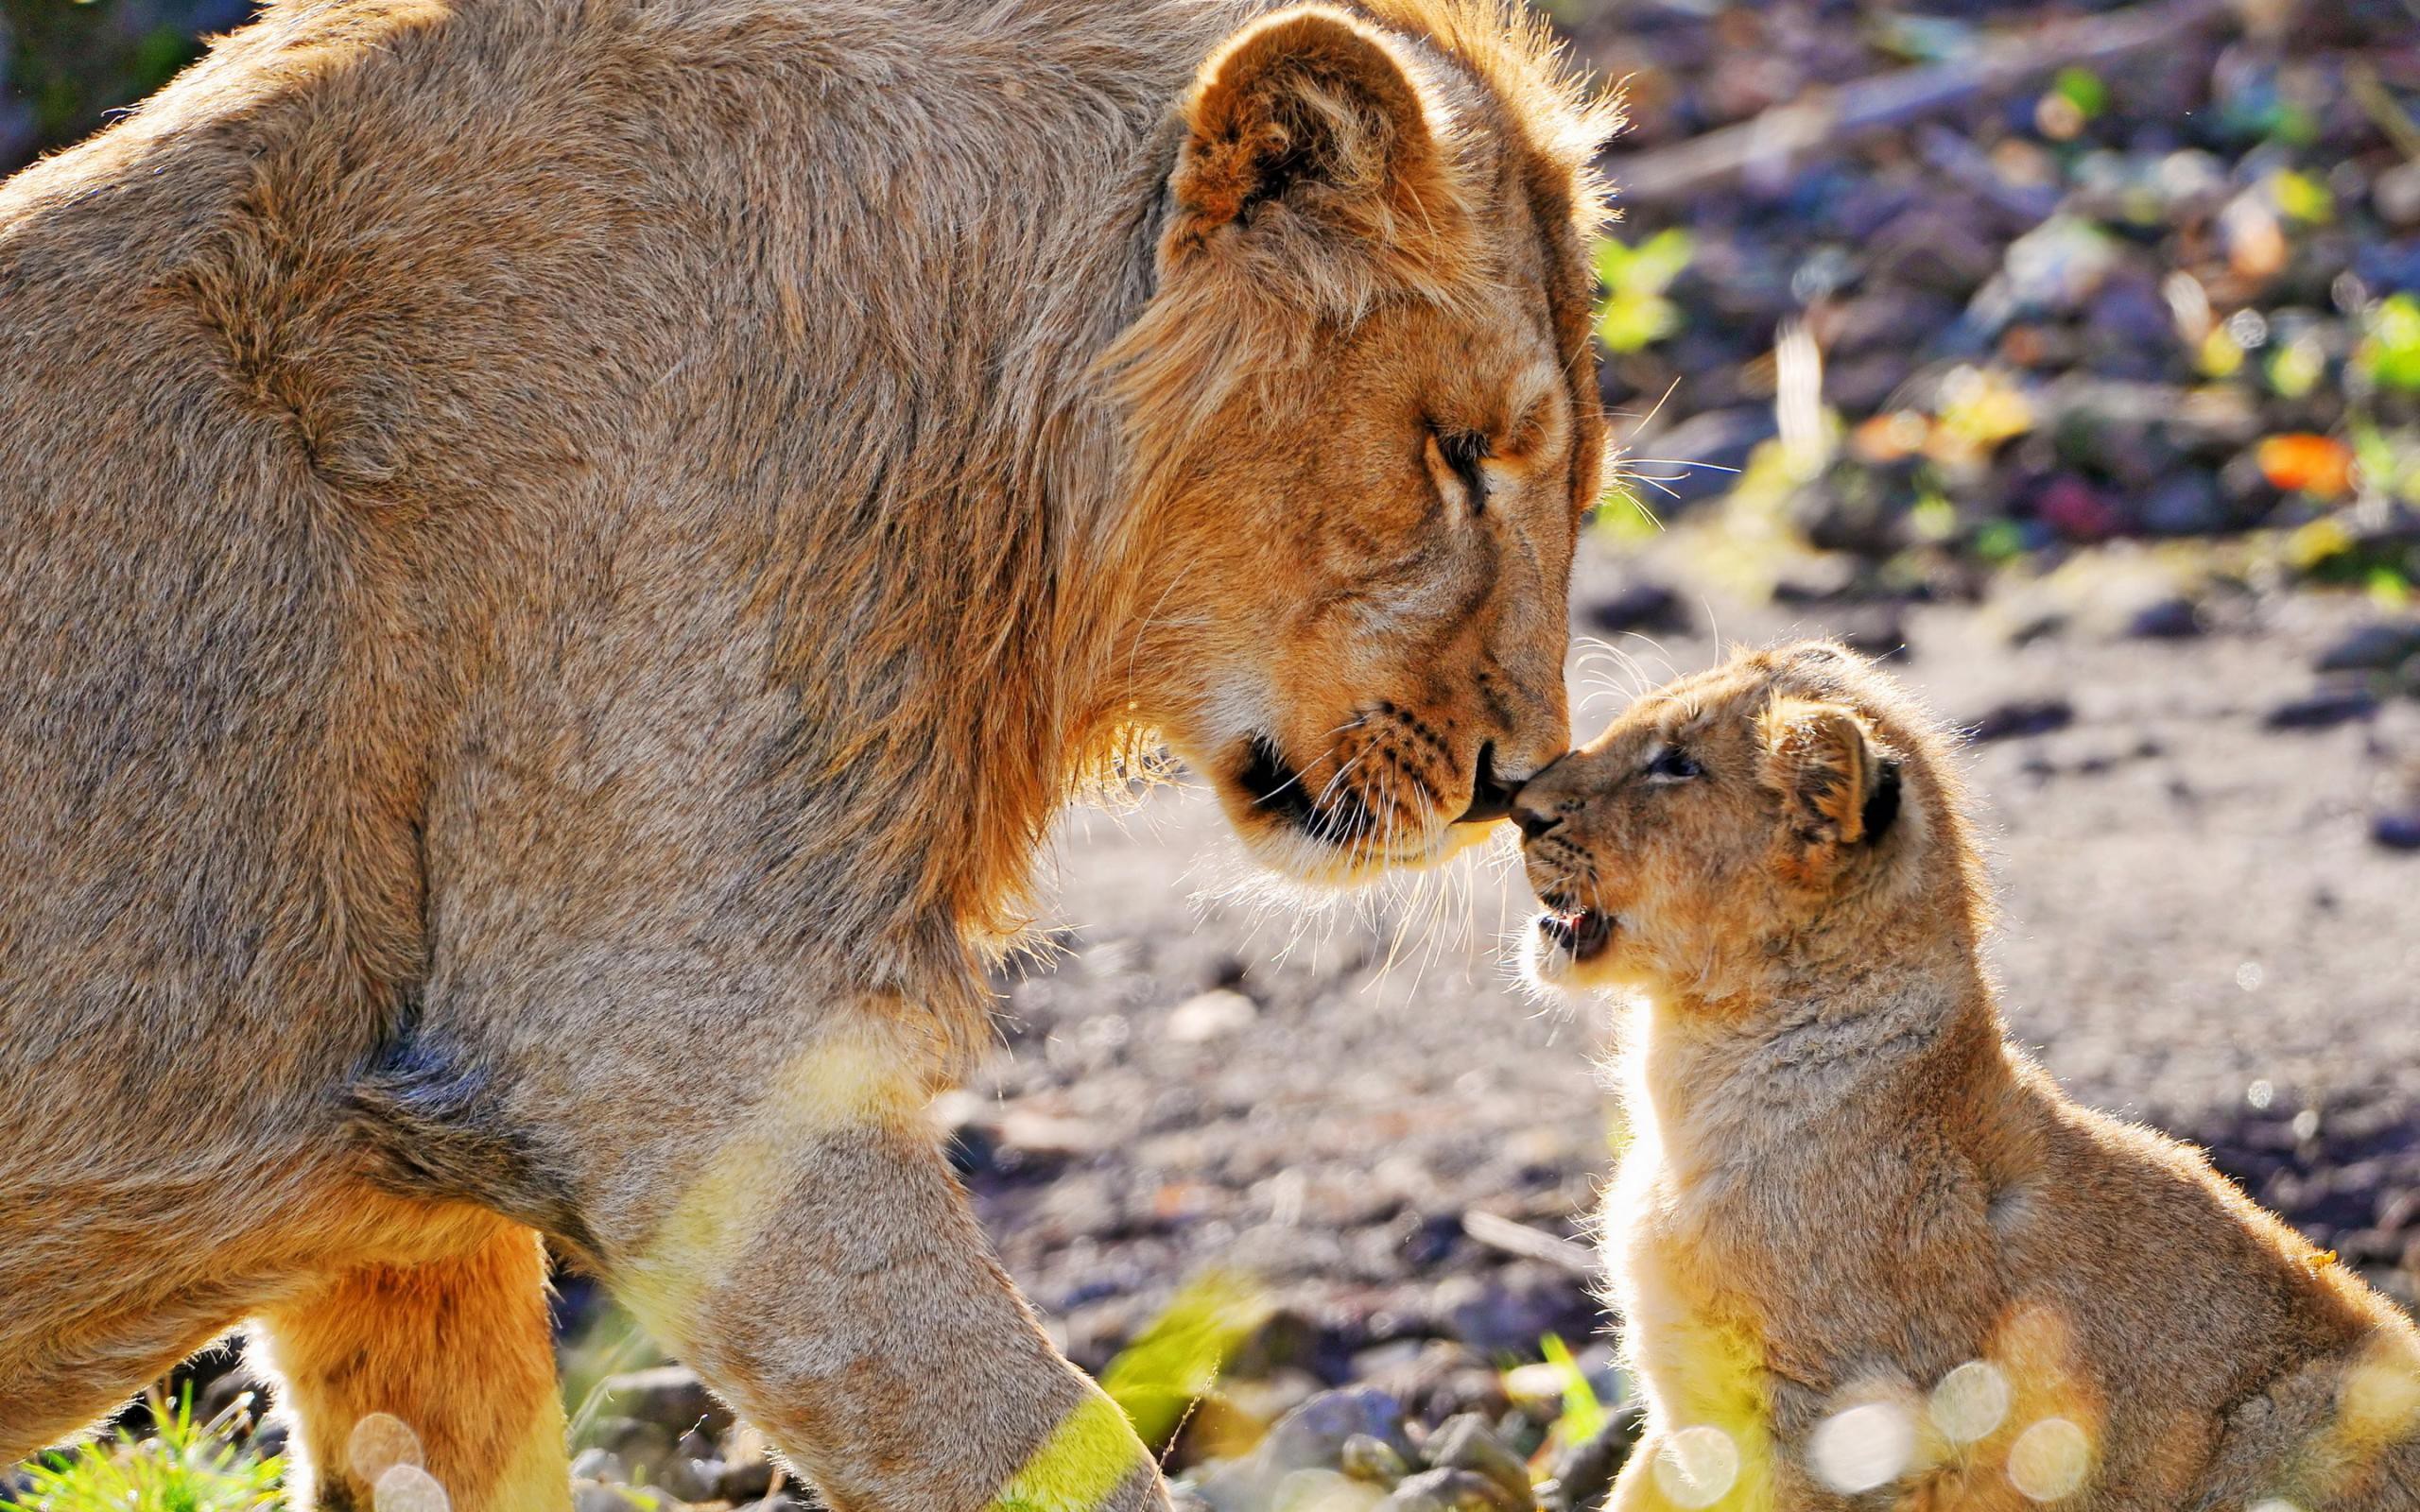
[0,2,1616,1506]
[1516,644,2420,1510]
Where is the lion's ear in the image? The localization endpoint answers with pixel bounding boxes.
[1168,5,1462,271]
[1757,696,1900,885]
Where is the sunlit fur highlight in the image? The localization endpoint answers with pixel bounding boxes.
[0,0,1616,1505]
[1520,643,2420,1510]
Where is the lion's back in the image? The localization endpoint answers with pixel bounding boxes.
[0,0,1205,1157]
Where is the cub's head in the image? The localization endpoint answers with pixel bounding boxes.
[1512,643,1985,997]
[1105,2,1619,885]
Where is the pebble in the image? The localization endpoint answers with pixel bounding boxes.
[1539,1410,1642,1512]
[1581,580,1685,636]
[1355,1341,1512,1427]
[1340,1433,1412,1484]
[1167,988,1259,1043]
[1378,1467,1529,1512]
[2126,596,2204,640]
[2137,472,2227,537]
[2376,161,2420,230]
[568,1449,627,1484]
[717,1454,777,1503]
[2314,622,2420,675]
[1433,1268,1594,1357]
[1966,697,2075,743]
[598,1365,733,1436]
[591,1417,673,1476]
[572,1482,662,1512]
[1272,1468,1388,1511]
[2262,687,2379,730]
[1265,1390,1419,1474]
[1193,1390,1423,1512]
[654,1454,724,1503]
[1631,407,1775,507]
[2372,810,2420,851]
[1423,1416,1534,1507]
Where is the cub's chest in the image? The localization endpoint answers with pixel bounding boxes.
[1604,1155,1780,1429]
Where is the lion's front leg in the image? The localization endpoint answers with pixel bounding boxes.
[555,1017,1166,1512]
[631,1124,1160,1512]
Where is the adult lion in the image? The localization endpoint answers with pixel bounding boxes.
[0,0,1615,1506]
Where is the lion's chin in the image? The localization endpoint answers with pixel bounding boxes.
[1216,798,1453,886]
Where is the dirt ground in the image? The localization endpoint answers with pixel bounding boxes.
[962,534,2420,1394]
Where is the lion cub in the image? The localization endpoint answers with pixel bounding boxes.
[1512,642,2420,1511]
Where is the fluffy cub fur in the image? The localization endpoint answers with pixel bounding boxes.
[1515,643,2420,1510]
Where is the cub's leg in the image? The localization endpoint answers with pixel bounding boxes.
[1605,1431,1781,1512]
[255,1221,569,1512]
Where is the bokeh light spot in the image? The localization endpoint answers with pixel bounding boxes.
[347,1414,424,1484]
[2007,1418,2091,1502]
[2247,1501,2302,1512]
[1930,1361,2012,1445]
[1808,1401,1914,1493]
[1652,1425,1741,1509]
[372,1464,449,1512]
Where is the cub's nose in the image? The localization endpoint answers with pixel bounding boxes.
[1455,741,1523,825]
[1511,802,1562,841]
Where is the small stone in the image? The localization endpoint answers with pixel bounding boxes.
[1340,1433,1411,1485]
[1632,407,1776,507]
[1377,1467,1528,1512]
[2136,472,2226,537]
[2126,596,2204,640]
[1967,697,2074,744]
[1266,1388,1417,1470]
[2263,687,2378,730]
[1435,1268,1593,1357]
[1225,1307,1324,1380]
[573,1484,658,1512]
[2034,475,2118,542]
[1539,1410,1642,1512]
[717,1455,777,1502]
[1167,988,1258,1043]
[1580,581,1685,636]
[1196,1389,1420,1512]
[1272,1468,1389,1511]
[600,1365,734,1436]
[595,1418,674,1477]
[2315,622,2420,674]
[655,1455,724,1503]
[2373,810,2420,851]
[568,1449,628,1484]
[2377,161,2420,230]
[1422,1416,1533,1507]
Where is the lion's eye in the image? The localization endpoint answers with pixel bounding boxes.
[1437,430,1491,515]
[1645,746,1702,782]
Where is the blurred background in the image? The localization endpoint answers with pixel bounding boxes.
[7,0,2419,1508]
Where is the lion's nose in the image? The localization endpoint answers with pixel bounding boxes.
[1455,741,1524,824]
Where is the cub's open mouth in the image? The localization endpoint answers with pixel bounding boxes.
[1537,896,1615,961]
[1239,733,1378,847]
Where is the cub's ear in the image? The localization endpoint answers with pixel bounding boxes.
[1757,696,1901,885]
[1168,5,1464,275]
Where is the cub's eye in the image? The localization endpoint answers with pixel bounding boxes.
[1644,746,1702,782]
[1436,429,1491,514]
